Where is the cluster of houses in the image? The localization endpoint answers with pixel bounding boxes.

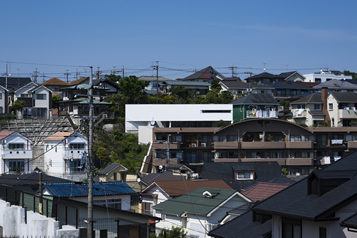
[1,66,357,237]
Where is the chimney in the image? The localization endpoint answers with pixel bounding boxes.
[321,87,331,126]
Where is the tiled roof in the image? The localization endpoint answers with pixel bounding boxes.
[341,213,357,229]
[0,130,16,141]
[220,80,250,89]
[331,92,357,102]
[143,179,232,197]
[43,181,136,197]
[97,163,128,175]
[0,77,32,90]
[43,131,75,141]
[209,210,272,238]
[141,171,184,185]
[313,79,357,90]
[70,77,89,85]
[247,72,282,80]
[200,162,286,191]
[183,66,226,81]
[268,81,313,90]
[241,182,290,202]
[154,188,245,216]
[290,93,322,104]
[253,150,357,220]
[41,77,70,86]
[0,172,71,186]
[230,93,278,105]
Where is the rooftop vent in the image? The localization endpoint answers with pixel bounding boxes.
[203,191,219,198]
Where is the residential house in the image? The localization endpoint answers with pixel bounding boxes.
[97,163,128,182]
[200,162,292,191]
[0,76,32,91]
[43,131,87,181]
[327,92,357,127]
[139,75,211,95]
[179,66,226,82]
[154,187,252,238]
[230,93,279,122]
[304,69,352,83]
[289,93,325,126]
[141,171,185,186]
[245,71,305,84]
[146,118,357,176]
[269,81,316,102]
[43,181,136,211]
[140,179,232,216]
[0,130,32,174]
[70,76,120,95]
[41,77,70,97]
[219,80,250,98]
[252,149,357,238]
[240,182,290,202]
[313,79,357,92]
[59,83,111,117]
[10,82,53,118]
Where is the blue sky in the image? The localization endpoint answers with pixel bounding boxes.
[1,0,356,82]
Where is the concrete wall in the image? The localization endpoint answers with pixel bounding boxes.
[0,199,79,237]
[138,126,154,144]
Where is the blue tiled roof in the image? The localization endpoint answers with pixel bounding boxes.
[43,181,136,197]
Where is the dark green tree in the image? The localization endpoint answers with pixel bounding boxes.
[344,70,357,79]
[52,95,61,109]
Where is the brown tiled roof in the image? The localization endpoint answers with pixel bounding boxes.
[43,131,75,141]
[41,78,70,86]
[145,179,232,197]
[241,182,290,202]
[70,77,89,85]
[0,130,16,141]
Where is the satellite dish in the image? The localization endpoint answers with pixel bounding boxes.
[159,165,163,170]
[150,118,155,126]
[137,178,141,183]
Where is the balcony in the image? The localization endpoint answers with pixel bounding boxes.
[286,141,314,149]
[65,150,86,159]
[286,158,314,166]
[241,141,285,149]
[152,141,181,150]
[246,110,277,119]
[347,141,357,149]
[339,109,357,119]
[213,141,239,149]
[2,150,32,159]
[292,109,307,118]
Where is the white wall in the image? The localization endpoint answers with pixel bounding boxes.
[138,126,153,144]
[303,72,352,83]
[126,104,233,132]
[0,199,78,237]
[73,194,132,211]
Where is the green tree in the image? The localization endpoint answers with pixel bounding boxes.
[170,86,192,103]
[210,79,222,91]
[344,70,357,79]
[219,91,234,103]
[12,100,26,111]
[52,95,61,109]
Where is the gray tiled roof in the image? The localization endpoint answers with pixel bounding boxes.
[183,66,226,81]
[141,171,184,185]
[331,92,357,102]
[290,94,322,104]
[253,150,357,221]
[313,79,357,90]
[97,163,128,175]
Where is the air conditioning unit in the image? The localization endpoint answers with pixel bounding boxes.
[191,143,197,147]
[201,143,206,147]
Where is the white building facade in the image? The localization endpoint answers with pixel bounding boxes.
[303,70,352,83]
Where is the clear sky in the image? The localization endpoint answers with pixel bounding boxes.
[1,0,356,82]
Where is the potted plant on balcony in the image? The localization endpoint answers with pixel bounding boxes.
[349,121,357,127]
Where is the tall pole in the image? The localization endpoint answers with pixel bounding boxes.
[5,63,8,89]
[87,66,94,238]
[151,61,159,103]
[64,70,71,83]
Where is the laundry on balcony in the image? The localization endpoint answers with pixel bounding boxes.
[352,107,356,113]
[270,110,276,118]
[345,107,350,112]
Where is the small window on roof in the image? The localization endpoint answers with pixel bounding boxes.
[235,171,254,180]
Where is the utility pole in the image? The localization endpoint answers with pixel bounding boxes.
[151,61,159,103]
[244,70,253,94]
[121,66,124,79]
[96,67,101,80]
[39,172,43,214]
[5,63,8,89]
[229,65,237,78]
[42,73,46,83]
[64,70,71,83]
[75,68,80,80]
[112,66,116,75]
[33,68,39,83]
[87,66,94,238]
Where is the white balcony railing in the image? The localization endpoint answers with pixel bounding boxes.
[65,150,86,159]
[2,150,32,159]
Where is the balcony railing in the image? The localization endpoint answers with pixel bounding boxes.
[286,141,314,149]
[2,150,32,159]
[246,110,277,118]
[64,150,86,159]
[212,141,238,149]
[292,109,307,118]
[240,141,285,149]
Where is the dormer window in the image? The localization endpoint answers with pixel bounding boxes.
[235,171,254,180]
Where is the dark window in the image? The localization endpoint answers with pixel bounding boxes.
[319,227,326,238]
[201,110,231,113]
[282,218,301,238]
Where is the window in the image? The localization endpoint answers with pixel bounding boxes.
[0,93,2,99]
[201,110,231,113]
[319,227,326,238]
[94,199,121,210]
[20,94,29,98]
[236,171,253,180]
[69,143,85,150]
[172,135,182,142]
[9,143,25,150]
[314,104,321,110]
[35,94,46,100]
[329,103,333,110]
[282,217,301,238]
[9,161,25,173]
[114,172,117,181]
[142,202,153,215]
[315,78,321,83]
[0,107,3,114]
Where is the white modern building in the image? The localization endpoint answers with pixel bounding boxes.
[303,70,352,83]
[43,131,88,181]
[125,104,233,142]
[0,130,32,174]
